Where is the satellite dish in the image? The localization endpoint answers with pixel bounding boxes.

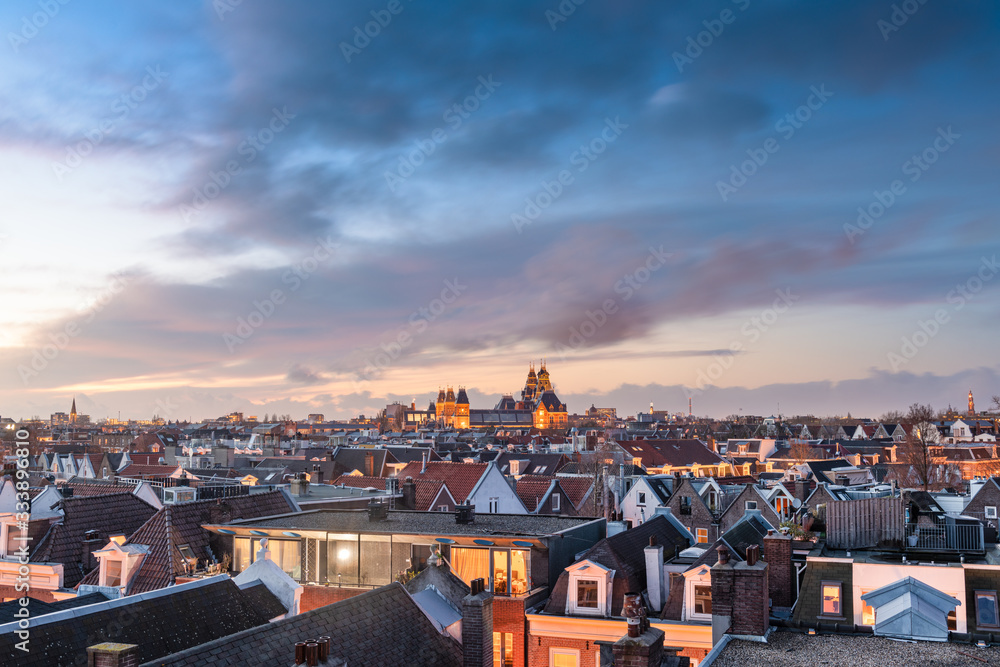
[792,498,802,509]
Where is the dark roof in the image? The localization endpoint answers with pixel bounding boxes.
[805,459,854,484]
[0,592,108,624]
[32,493,159,587]
[494,452,569,476]
[239,581,289,619]
[78,490,297,594]
[148,582,462,666]
[331,447,389,476]
[0,578,277,667]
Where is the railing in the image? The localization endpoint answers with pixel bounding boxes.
[904,522,984,553]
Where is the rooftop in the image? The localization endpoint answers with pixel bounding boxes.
[206,508,599,540]
[712,630,1000,667]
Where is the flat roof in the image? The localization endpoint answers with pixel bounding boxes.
[205,509,600,540]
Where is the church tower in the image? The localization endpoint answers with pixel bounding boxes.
[969,390,975,417]
[70,397,77,424]
[436,388,446,420]
[537,361,552,392]
[444,386,456,423]
[455,387,470,429]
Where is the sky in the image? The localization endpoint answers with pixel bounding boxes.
[0,0,998,422]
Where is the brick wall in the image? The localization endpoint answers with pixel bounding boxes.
[666,479,719,542]
[300,584,368,612]
[528,635,598,667]
[731,561,769,636]
[493,596,527,667]
[763,532,793,608]
[463,591,493,667]
[0,586,58,603]
[792,560,853,625]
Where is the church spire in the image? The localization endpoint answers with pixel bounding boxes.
[70,397,77,423]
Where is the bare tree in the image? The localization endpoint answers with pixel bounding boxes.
[789,440,823,462]
[900,403,938,491]
[879,410,905,422]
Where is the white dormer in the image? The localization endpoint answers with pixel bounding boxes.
[93,539,149,590]
[564,559,614,618]
[682,564,713,623]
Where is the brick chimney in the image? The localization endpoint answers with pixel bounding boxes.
[763,530,794,609]
[611,627,667,667]
[82,529,103,573]
[462,579,493,667]
[794,479,810,504]
[713,543,770,639]
[87,642,139,667]
[402,476,417,510]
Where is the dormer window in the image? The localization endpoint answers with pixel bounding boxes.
[105,560,122,587]
[551,494,560,512]
[565,560,612,617]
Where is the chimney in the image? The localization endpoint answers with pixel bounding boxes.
[456,502,475,524]
[63,487,74,498]
[421,451,428,474]
[712,544,770,640]
[710,546,736,645]
[365,453,374,477]
[794,479,810,504]
[644,536,665,612]
[290,473,310,497]
[611,627,667,667]
[402,477,416,510]
[462,579,493,667]
[764,530,794,609]
[87,642,139,667]
[82,529,103,573]
[367,500,388,522]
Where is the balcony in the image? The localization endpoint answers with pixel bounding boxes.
[904,521,984,555]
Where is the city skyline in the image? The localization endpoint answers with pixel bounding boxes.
[1,1,998,422]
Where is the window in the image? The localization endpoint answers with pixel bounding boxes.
[577,579,599,608]
[745,500,758,510]
[178,544,197,572]
[987,506,998,519]
[694,585,712,614]
[493,632,513,667]
[975,591,1000,628]
[637,492,646,506]
[102,467,108,479]
[775,497,790,517]
[437,504,449,512]
[861,589,875,625]
[489,497,499,513]
[821,581,842,617]
[105,560,122,587]
[551,493,560,512]
[696,528,708,543]
[550,648,580,667]
[680,496,692,515]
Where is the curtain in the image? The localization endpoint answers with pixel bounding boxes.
[452,547,489,587]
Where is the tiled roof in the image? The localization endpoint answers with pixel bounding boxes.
[331,474,449,511]
[0,577,276,667]
[59,481,143,497]
[395,461,488,503]
[32,493,159,587]
[551,476,595,510]
[515,477,554,511]
[148,582,462,666]
[119,463,181,478]
[79,490,297,594]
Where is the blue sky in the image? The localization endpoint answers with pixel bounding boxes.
[1,0,998,421]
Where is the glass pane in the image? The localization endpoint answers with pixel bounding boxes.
[493,550,509,595]
[695,585,712,614]
[234,537,251,572]
[105,560,122,586]
[977,592,999,626]
[510,550,528,596]
[493,632,501,664]
[451,547,489,587]
[577,580,599,608]
[360,535,391,586]
[390,537,411,581]
[823,585,841,615]
[552,652,578,667]
[328,538,359,585]
[272,540,301,580]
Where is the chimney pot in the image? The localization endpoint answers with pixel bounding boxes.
[717,544,731,565]
[295,642,307,665]
[305,642,319,666]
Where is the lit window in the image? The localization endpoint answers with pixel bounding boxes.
[105,560,122,587]
[975,591,1000,628]
[821,581,842,616]
[694,585,712,614]
[493,632,513,667]
[987,507,998,519]
[551,648,580,667]
[696,528,708,544]
[861,589,875,625]
[577,580,599,608]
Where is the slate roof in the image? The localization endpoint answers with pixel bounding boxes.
[58,480,144,497]
[395,461,488,503]
[0,577,277,667]
[0,592,108,624]
[148,582,463,666]
[78,490,297,594]
[494,452,569,476]
[619,439,725,468]
[805,458,854,484]
[32,492,159,587]
[331,447,389,477]
[119,463,181,478]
